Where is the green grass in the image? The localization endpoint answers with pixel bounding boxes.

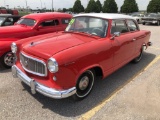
[19,11,30,16]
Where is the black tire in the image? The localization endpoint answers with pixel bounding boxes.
[132,47,143,63]
[142,22,145,25]
[157,21,160,26]
[72,70,95,101]
[0,52,15,68]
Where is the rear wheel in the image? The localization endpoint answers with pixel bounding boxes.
[157,21,160,26]
[73,70,95,101]
[132,47,143,63]
[143,22,145,25]
[0,52,15,68]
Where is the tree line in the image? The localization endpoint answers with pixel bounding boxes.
[63,0,160,14]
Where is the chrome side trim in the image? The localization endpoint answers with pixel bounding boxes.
[20,52,47,77]
[12,65,76,99]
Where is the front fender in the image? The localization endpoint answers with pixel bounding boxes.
[0,41,14,57]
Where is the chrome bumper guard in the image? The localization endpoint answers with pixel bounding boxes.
[12,65,76,99]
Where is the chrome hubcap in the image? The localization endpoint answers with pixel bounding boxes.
[79,76,89,90]
[4,52,15,66]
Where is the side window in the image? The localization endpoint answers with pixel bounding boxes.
[111,20,129,34]
[127,20,138,31]
[61,18,70,24]
[40,19,59,27]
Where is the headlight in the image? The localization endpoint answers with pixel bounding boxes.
[11,42,17,53]
[47,58,58,73]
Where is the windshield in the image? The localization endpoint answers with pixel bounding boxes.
[0,17,5,26]
[16,18,36,26]
[65,16,108,37]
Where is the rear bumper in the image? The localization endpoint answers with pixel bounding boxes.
[12,65,76,99]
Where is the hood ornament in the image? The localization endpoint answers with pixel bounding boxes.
[29,41,45,47]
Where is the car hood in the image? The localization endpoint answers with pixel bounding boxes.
[0,25,32,35]
[22,33,97,59]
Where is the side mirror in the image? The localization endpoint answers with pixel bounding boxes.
[110,32,120,40]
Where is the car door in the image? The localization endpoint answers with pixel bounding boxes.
[35,19,62,35]
[111,19,135,70]
[127,19,142,57]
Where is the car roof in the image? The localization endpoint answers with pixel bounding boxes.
[0,14,21,17]
[22,12,72,21]
[74,13,134,20]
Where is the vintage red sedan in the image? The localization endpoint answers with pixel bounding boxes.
[0,12,72,68]
[12,13,152,100]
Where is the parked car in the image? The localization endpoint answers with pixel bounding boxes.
[0,12,72,68]
[131,13,145,24]
[0,9,19,15]
[142,13,160,25]
[12,13,152,100]
[0,14,21,27]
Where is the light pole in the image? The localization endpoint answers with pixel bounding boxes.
[25,0,28,12]
[6,5,9,9]
[4,0,6,7]
[52,0,53,11]
[40,0,42,10]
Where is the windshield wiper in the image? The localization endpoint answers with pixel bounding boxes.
[64,31,100,38]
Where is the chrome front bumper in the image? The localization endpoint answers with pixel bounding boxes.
[12,65,76,99]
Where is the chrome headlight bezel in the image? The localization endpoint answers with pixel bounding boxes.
[11,42,17,53]
[47,58,58,73]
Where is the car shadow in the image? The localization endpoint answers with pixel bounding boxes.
[21,52,156,117]
[141,24,159,26]
[0,64,11,73]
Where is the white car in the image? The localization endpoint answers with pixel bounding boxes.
[131,14,145,24]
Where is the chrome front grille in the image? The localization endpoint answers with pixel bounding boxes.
[20,52,47,76]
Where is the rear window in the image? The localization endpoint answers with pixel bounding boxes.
[111,20,129,34]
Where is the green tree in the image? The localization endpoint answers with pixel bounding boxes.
[120,0,139,14]
[63,8,67,12]
[68,8,73,12]
[85,0,97,13]
[0,7,6,9]
[95,0,102,13]
[147,0,160,13]
[73,0,84,13]
[102,0,118,13]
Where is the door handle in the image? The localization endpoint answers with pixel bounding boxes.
[132,38,136,41]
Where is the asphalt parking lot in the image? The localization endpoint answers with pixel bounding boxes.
[0,24,160,120]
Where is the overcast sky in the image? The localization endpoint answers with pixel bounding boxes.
[0,0,150,10]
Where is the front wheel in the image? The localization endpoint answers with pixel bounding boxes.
[73,70,95,100]
[0,52,15,68]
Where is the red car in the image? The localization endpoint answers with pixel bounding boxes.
[0,12,72,68]
[12,13,152,100]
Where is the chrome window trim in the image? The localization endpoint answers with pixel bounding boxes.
[20,52,47,77]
